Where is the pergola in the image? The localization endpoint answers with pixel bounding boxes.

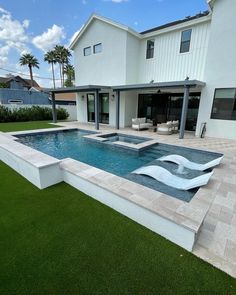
[48,79,205,139]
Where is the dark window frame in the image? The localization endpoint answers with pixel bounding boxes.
[93,43,102,54]
[146,39,155,59]
[180,29,192,53]
[83,46,91,56]
[211,88,236,121]
[87,93,95,122]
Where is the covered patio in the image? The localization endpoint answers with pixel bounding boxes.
[48,79,205,139]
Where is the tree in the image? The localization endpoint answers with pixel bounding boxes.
[19,53,39,87]
[64,64,75,87]
[54,45,71,87]
[44,50,57,88]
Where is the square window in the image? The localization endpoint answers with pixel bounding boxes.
[93,43,102,54]
[211,88,236,120]
[84,46,91,56]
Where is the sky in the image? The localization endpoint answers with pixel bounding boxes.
[0,0,208,87]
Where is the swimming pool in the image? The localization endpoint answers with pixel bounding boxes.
[16,129,222,202]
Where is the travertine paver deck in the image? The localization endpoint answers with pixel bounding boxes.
[53,121,236,277]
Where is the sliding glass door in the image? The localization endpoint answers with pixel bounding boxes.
[87,93,109,124]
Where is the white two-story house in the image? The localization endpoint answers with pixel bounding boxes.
[67,0,236,140]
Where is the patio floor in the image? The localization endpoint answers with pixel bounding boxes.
[51,121,236,278]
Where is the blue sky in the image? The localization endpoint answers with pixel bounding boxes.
[0,0,208,87]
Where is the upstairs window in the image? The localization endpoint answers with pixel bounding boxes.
[83,46,91,56]
[146,40,155,59]
[211,88,236,120]
[93,43,102,54]
[180,29,192,53]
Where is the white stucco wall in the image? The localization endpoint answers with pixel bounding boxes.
[74,19,128,86]
[196,0,236,140]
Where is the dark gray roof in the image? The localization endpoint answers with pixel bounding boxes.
[140,11,209,35]
[112,80,206,91]
[47,85,111,94]
[48,80,205,94]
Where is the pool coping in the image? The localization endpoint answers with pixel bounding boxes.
[83,132,158,151]
[0,127,222,251]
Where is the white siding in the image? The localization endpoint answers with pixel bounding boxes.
[138,20,211,83]
[125,34,140,84]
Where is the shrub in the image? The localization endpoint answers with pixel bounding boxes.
[0,105,69,123]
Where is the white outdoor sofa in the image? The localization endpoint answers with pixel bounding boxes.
[132,118,153,130]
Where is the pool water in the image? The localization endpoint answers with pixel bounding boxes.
[17,129,222,202]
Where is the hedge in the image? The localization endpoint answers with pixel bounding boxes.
[0,105,69,123]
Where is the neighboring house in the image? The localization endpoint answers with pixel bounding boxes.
[54,93,76,105]
[0,75,49,105]
[69,0,236,140]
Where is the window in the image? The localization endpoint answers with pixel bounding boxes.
[93,43,102,54]
[180,29,192,53]
[8,99,23,104]
[146,40,155,59]
[211,88,236,120]
[83,46,91,56]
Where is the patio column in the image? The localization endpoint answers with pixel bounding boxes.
[179,84,190,139]
[51,92,57,123]
[95,89,99,130]
[115,90,120,129]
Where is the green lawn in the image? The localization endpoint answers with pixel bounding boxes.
[0,161,236,295]
[0,121,59,132]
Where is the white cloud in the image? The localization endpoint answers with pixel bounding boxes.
[32,24,65,52]
[0,6,29,66]
[0,56,8,66]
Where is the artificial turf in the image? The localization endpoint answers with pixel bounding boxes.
[0,161,236,295]
[0,121,59,132]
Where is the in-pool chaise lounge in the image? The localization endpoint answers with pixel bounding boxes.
[158,154,224,171]
[132,165,213,190]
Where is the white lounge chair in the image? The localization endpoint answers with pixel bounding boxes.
[132,165,213,190]
[159,154,224,171]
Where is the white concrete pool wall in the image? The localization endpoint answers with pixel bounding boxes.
[0,129,68,189]
[0,128,212,251]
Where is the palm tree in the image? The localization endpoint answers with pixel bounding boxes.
[64,64,75,87]
[19,53,39,87]
[44,50,57,88]
[54,45,71,87]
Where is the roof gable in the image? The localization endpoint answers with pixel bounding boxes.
[69,14,141,50]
